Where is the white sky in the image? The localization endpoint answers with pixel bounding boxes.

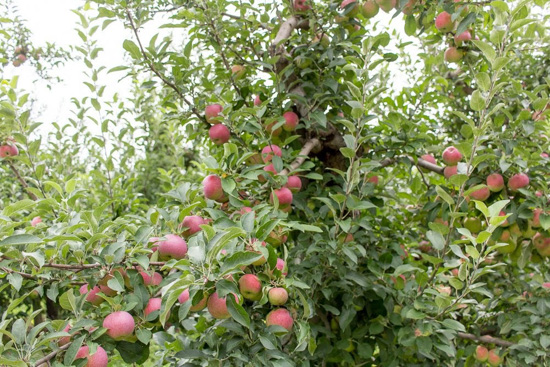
[7,1,416,134]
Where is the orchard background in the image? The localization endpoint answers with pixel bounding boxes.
[0,0,549,365]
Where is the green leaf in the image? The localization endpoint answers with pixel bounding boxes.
[475,72,491,92]
[406,309,426,320]
[0,234,41,247]
[64,336,85,365]
[470,90,485,111]
[441,319,465,332]
[404,15,416,36]
[227,296,250,328]
[436,186,455,206]
[456,13,476,35]
[488,200,509,218]
[472,40,496,62]
[123,39,142,59]
[220,252,263,275]
[3,199,35,216]
[427,230,445,251]
[116,341,150,364]
[59,289,76,312]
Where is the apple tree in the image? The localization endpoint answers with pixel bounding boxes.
[1,0,550,366]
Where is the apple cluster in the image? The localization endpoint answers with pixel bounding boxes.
[434,6,475,64]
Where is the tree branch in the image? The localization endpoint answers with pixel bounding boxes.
[271,16,309,50]
[6,159,38,200]
[35,342,71,366]
[380,157,445,175]
[280,138,321,176]
[457,332,515,347]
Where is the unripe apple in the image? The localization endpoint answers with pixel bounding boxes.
[144,297,162,318]
[209,124,230,145]
[463,217,482,233]
[487,173,504,192]
[239,274,262,301]
[282,111,299,131]
[75,345,108,367]
[474,345,489,362]
[205,104,223,124]
[207,292,240,319]
[454,30,472,45]
[261,144,282,163]
[268,287,289,306]
[0,144,19,158]
[362,1,379,17]
[376,0,396,13]
[203,174,224,201]
[266,121,282,136]
[533,233,550,257]
[496,239,516,254]
[313,33,330,48]
[444,47,463,63]
[442,146,462,165]
[231,65,246,80]
[180,215,206,238]
[508,173,529,191]
[140,271,163,286]
[340,0,360,17]
[293,0,311,11]
[254,95,262,106]
[285,176,302,192]
[487,349,502,366]
[103,311,135,339]
[469,187,490,201]
[157,234,187,260]
[435,11,454,33]
[79,284,104,306]
[294,55,312,69]
[444,165,458,179]
[270,187,293,208]
[31,216,42,227]
[266,308,293,331]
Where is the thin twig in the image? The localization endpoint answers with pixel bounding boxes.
[6,159,38,200]
[457,332,515,347]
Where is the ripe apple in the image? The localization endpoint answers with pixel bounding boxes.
[474,345,488,362]
[261,144,282,163]
[486,173,504,192]
[190,294,208,311]
[205,104,223,124]
[368,175,379,185]
[442,146,462,165]
[265,121,282,136]
[254,95,262,106]
[140,271,163,286]
[444,165,458,179]
[268,288,289,306]
[508,173,529,191]
[180,215,206,238]
[178,289,190,304]
[532,208,544,228]
[239,274,262,301]
[362,1,379,17]
[376,0,396,13]
[144,297,162,318]
[0,144,19,158]
[79,284,104,306]
[285,175,302,192]
[401,0,416,15]
[275,258,288,276]
[420,154,436,165]
[266,308,293,331]
[293,0,311,11]
[444,47,463,63]
[31,216,42,227]
[534,233,550,257]
[266,227,288,247]
[435,11,455,33]
[209,124,230,145]
[469,187,490,201]
[207,292,240,319]
[231,65,246,80]
[487,349,502,366]
[248,239,267,265]
[340,0,360,17]
[282,111,299,131]
[270,187,293,208]
[58,324,71,346]
[157,234,187,260]
[203,174,224,201]
[75,345,108,367]
[454,30,472,45]
[103,311,135,339]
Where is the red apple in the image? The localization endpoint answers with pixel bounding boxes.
[261,145,282,163]
[31,216,42,227]
[205,104,223,124]
[420,154,436,165]
[275,258,288,276]
[444,165,458,179]
[209,124,230,145]
[75,345,108,367]
[207,292,240,319]
[231,65,246,80]
[283,111,299,131]
[157,234,187,260]
[268,288,289,306]
[469,187,490,201]
[270,187,293,208]
[362,0,379,17]
[0,144,19,158]
[293,0,311,11]
[534,233,550,257]
[58,324,71,346]
[508,173,529,191]
[487,173,504,192]
[454,30,472,44]
[442,146,462,165]
[140,271,163,286]
[444,47,463,63]
[340,0,360,17]
[487,349,502,366]
[474,345,488,362]
[180,215,206,238]
[266,308,293,331]
[203,174,224,201]
[79,284,104,306]
[239,274,262,301]
[103,311,135,339]
[178,289,190,304]
[254,95,262,106]
[368,175,379,185]
[144,297,162,318]
[401,0,416,15]
[285,176,302,192]
[435,11,454,32]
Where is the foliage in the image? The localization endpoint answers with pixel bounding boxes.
[0,0,550,366]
